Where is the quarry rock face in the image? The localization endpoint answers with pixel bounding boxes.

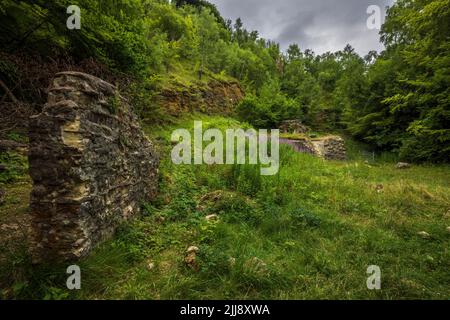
[279,120,310,134]
[158,79,243,116]
[28,72,159,262]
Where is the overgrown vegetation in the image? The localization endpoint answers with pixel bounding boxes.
[0,151,27,184]
[0,0,449,300]
[1,0,448,161]
[1,115,449,299]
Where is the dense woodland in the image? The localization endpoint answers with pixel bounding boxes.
[0,0,449,163]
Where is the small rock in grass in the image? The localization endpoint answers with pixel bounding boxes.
[396,162,411,169]
[184,253,197,269]
[147,261,155,271]
[155,215,166,223]
[375,184,384,193]
[418,231,431,239]
[205,214,219,222]
[185,246,200,271]
[187,246,199,254]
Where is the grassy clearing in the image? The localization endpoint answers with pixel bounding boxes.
[0,115,449,299]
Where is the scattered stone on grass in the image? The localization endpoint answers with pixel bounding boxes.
[396,162,411,169]
[185,246,200,271]
[418,231,431,239]
[205,214,219,222]
[375,184,384,193]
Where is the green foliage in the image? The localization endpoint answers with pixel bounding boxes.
[0,152,28,184]
[197,244,231,275]
[290,208,323,228]
[344,0,450,162]
[237,80,298,128]
[174,0,226,27]
[112,220,157,262]
[1,0,448,163]
[1,0,449,300]
[1,115,450,299]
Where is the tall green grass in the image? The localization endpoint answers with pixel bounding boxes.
[1,115,449,299]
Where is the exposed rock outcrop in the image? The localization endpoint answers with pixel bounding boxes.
[279,120,310,134]
[157,78,243,116]
[28,72,159,262]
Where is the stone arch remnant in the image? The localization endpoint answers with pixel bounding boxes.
[28,72,159,262]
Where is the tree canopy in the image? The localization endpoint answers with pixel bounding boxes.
[0,0,448,162]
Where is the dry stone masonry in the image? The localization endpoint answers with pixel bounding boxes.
[280,136,347,160]
[279,120,310,135]
[312,136,347,161]
[279,120,346,161]
[29,72,159,262]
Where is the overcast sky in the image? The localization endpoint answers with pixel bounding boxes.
[209,0,395,55]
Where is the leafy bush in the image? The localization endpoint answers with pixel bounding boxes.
[236,80,298,128]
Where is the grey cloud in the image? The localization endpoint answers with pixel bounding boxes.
[209,0,395,55]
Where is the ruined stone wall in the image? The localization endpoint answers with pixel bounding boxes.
[279,138,317,155]
[308,136,347,160]
[29,72,159,262]
[280,136,347,161]
[279,120,310,135]
[320,136,347,161]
